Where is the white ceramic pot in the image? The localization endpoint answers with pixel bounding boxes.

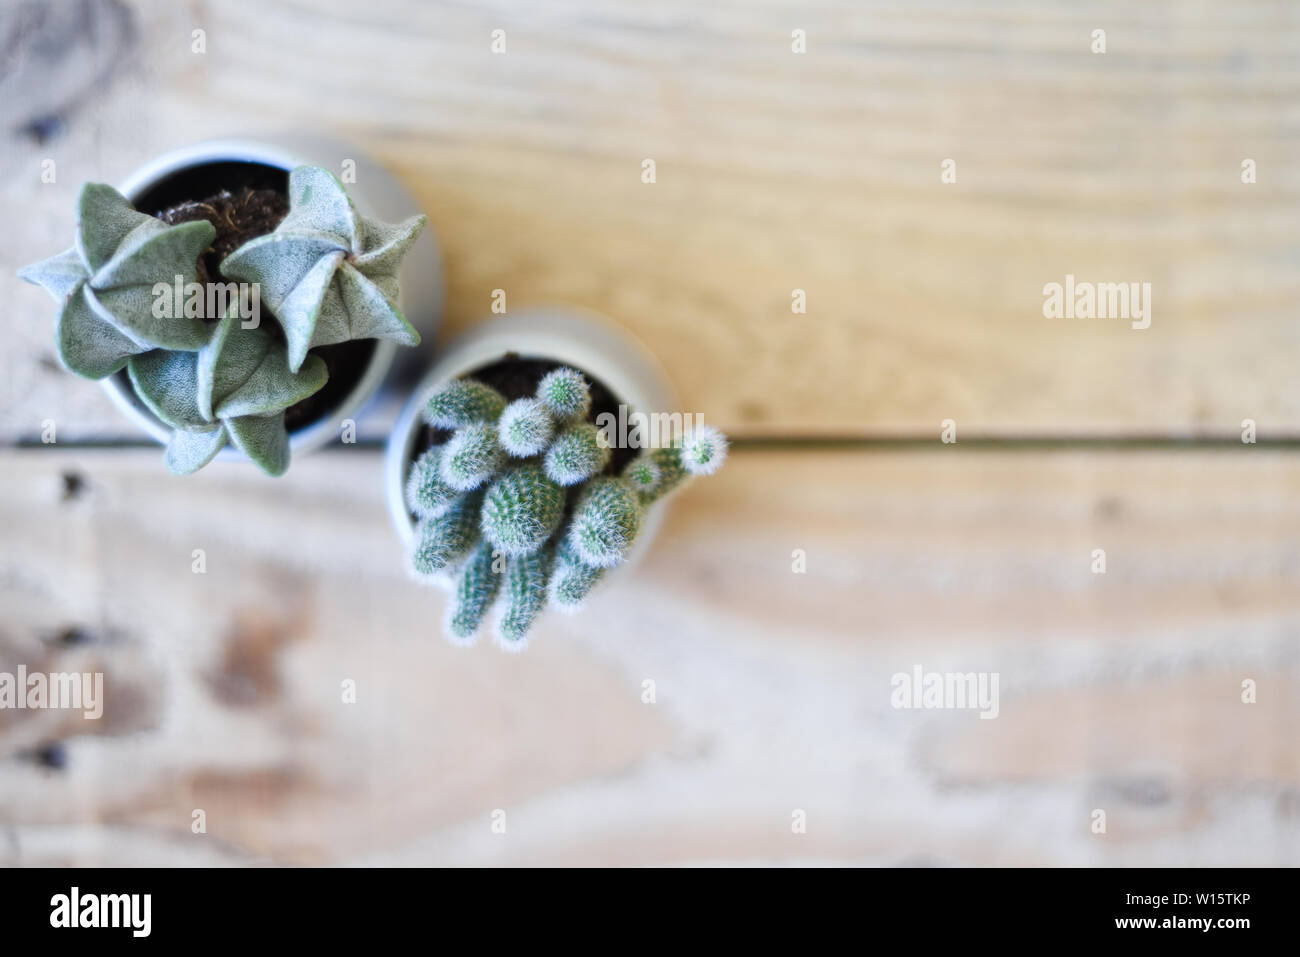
[385,309,679,569]
[104,136,441,461]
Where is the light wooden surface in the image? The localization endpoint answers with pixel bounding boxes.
[3,0,1300,439]
[1,447,1298,866]
[1,0,1298,867]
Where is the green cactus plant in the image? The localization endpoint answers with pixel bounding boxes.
[481,462,566,557]
[401,365,728,648]
[536,367,591,423]
[636,445,692,505]
[498,397,554,457]
[220,166,425,373]
[422,379,507,429]
[496,547,552,650]
[679,424,729,476]
[405,446,460,519]
[567,477,642,568]
[446,540,503,645]
[623,456,662,497]
[20,165,426,476]
[548,539,606,612]
[545,422,611,486]
[409,491,482,581]
[440,423,505,491]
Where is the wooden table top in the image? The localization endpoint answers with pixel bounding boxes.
[0,0,1296,866]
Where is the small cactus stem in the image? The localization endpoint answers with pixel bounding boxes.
[536,367,591,423]
[481,462,566,557]
[680,423,729,476]
[548,540,606,612]
[446,540,502,645]
[498,397,555,457]
[495,547,552,651]
[622,456,661,496]
[422,378,506,429]
[408,491,482,580]
[405,445,460,518]
[567,477,642,568]
[439,423,505,491]
[636,445,690,505]
[544,422,611,486]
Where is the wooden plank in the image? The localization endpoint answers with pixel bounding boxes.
[1,447,1296,865]
[3,1,1299,441]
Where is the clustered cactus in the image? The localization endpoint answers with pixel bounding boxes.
[19,166,425,476]
[405,367,728,650]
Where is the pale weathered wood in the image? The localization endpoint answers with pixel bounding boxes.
[2,0,1296,870]
[3,1,1299,440]
[1,447,1296,866]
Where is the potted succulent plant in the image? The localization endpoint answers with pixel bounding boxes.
[19,138,438,475]
[385,311,728,651]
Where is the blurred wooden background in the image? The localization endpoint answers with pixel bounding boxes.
[1,0,1297,866]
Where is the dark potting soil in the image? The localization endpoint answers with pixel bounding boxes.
[417,355,637,475]
[134,160,290,270]
[126,160,376,435]
[282,338,377,432]
[156,187,288,286]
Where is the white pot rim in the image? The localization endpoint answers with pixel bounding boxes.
[103,136,437,464]
[385,308,680,567]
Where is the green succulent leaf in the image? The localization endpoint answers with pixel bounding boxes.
[20,183,215,377]
[165,426,228,475]
[17,246,85,302]
[75,186,214,350]
[325,260,412,341]
[355,214,425,275]
[225,413,291,477]
[76,183,154,272]
[197,312,327,420]
[91,219,213,291]
[56,286,142,379]
[279,165,362,243]
[220,233,342,305]
[219,165,424,372]
[130,307,324,477]
[128,349,209,431]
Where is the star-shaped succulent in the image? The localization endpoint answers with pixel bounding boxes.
[18,183,216,378]
[127,308,328,476]
[221,166,425,373]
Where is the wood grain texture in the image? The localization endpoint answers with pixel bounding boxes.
[2,0,1299,440]
[1,0,1296,871]
[1,447,1296,866]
